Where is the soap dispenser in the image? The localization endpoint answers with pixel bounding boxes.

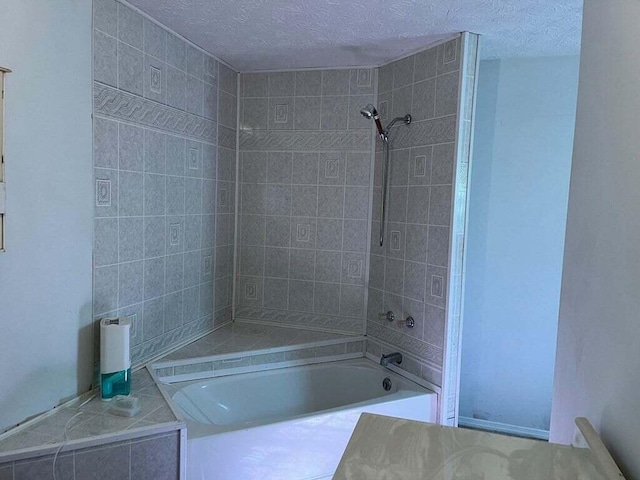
[100,317,131,400]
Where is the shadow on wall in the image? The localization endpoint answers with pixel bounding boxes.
[0,302,93,432]
[78,304,95,392]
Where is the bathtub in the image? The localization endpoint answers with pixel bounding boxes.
[162,358,437,480]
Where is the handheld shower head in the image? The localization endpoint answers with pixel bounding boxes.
[361,104,413,248]
[360,104,375,119]
[360,104,386,139]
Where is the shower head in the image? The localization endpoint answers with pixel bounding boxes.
[360,104,386,139]
[360,104,377,120]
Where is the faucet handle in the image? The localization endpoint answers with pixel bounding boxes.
[379,311,395,322]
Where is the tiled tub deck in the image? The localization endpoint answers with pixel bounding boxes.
[0,368,185,479]
[0,321,365,479]
[151,321,366,382]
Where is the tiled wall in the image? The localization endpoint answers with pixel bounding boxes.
[366,35,475,388]
[92,0,236,366]
[0,431,180,480]
[235,69,375,334]
[90,1,476,416]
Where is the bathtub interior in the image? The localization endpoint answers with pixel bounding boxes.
[160,358,436,435]
[179,359,438,480]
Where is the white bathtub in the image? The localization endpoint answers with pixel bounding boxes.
[163,358,437,480]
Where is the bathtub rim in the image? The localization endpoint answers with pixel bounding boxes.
[155,357,438,437]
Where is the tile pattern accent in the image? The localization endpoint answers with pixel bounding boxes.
[387,115,457,149]
[237,68,374,334]
[96,179,112,206]
[0,431,179,480]
[218,125,237,149]
[155,322,364,378]
[157,340,364,381]
[131,314,218,364]
[94,83,217,143]
[366,37,469,388]
[93,0,237,368]
[158,342,360,379]
[239,130,372,151]
[162,322,357,358]
[235,306,363,334]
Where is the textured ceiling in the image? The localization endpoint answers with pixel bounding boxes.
[126,0,583,72]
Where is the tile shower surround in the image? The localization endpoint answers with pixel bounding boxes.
[90,0,473,404]
[92,0,237,366]
[366,37,472,388]
[236,68,375,334]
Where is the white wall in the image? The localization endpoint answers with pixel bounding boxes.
[550,0,640,476]
[0,1,93,431]
[460,56,579,432]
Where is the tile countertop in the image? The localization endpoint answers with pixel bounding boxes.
[0,368,182,462]
[334,413,614,480]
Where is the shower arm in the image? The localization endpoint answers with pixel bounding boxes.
[382,115,412,138]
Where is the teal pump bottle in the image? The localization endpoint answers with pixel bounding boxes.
[100,317,132,400]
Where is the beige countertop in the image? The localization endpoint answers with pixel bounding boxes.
[334,413,614,480]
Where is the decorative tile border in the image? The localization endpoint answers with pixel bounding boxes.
[131,315,217,366]
[239,129,372,152]
[94,82,217,143]
[390,115,457,150]
[153,339,365,383]
[235,306,362,334]
[218,125,237,149]
[366,320,444,367]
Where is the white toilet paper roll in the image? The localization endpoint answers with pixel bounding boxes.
[100,317,131,374]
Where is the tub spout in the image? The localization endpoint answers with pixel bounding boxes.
[380,352,402,367]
